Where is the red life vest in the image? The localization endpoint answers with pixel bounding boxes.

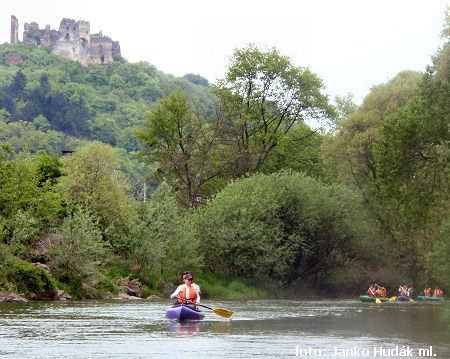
[367,287,376,297]
[177,284,198,304]
[424,288,431,296]
[433,288,442,297]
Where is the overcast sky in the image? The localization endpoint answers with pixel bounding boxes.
[1,0,448,103]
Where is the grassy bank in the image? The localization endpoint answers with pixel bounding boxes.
[193,272,269,300]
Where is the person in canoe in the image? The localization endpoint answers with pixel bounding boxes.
[423,287,432,297]
[376,286,387,298]
[170,272,201,309]
[433,286,443,297]
[398,284,409,298]
[367,284,376,297]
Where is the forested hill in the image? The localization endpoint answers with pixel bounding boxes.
[0,42,212,154]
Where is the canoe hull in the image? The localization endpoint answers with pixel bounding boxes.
[416,296,444,301]
[397,295,411,301]
[359,295,389,302]
[166,304,205,321]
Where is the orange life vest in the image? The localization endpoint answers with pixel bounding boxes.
[433,288,442,297]
[367,287,375,297]
[177,284,198,304]
[424,288,431,297]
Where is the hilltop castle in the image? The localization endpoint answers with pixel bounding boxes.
[10,15,121,66]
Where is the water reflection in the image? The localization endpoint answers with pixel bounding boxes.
[167,320,201,336]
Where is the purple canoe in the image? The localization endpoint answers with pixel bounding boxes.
[166,304,205,321]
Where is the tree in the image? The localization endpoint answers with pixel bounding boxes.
[261,123,325,180]
[131,182,201,278]
[138,91,227,207]
[7,70,27,99]
[373,13,449,278]
[46,207,107,297]
[321,71,423,230]
[57,142,133,249]
[213,44,335,176]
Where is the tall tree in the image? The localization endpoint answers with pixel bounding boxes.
[213,44,335,176]
[138,91,227,207]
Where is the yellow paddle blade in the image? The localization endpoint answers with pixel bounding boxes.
[375,298,381,304]
[389,296,397,302]
[213,307,233,318]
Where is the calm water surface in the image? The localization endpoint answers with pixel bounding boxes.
[0,299,449,358]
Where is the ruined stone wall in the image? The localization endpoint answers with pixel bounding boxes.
[12,15,120,66]
[10,16,18,43]
[88,36,113,65]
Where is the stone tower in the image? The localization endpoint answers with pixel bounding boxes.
[10,15,19,43]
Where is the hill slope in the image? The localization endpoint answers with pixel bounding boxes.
[0,43,213,153]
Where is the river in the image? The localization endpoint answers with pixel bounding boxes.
[0,299,448,358]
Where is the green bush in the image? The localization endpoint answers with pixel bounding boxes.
[46,206,108,298]
[7,259,57,298]
[189,171,380,290]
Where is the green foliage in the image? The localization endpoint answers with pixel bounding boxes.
[57,142,132,235]
[131,182,202,279]
[0,119,85,155]
[213,44,335,176]
[138,91,225,206]
[375,97,449,229]
[0,146,62,245]
[0,42,212,148]
[321,71,423,238]
[426,220,450,292]
[262,124,325,180]
[196,272,269,300]
[7,259,57,298]
[46,207,108,298]
[189,171,379,289]
[8,210,40,258]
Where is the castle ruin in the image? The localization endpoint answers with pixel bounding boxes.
[10,15,121,66]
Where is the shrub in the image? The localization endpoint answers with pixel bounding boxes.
[189,171,380,290]
[46,206,108,298]
[7,259,57,298]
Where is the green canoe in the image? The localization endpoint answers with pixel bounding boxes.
[416,296,444,301]
[359,295,390,302]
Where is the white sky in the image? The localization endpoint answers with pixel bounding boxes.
[1,0,448,104]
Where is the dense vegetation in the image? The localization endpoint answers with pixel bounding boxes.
[0,11,448,300]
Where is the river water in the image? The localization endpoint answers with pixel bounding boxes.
[0,299,448,358]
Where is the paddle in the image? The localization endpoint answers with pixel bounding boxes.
[375,298,381,304]
[389,296,397,302]
[178,300,233,318]
[198,303,233,318]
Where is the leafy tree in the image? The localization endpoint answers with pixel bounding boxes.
[262,123,325,180]
[372,14,449,278]
[183,73,209,87]
[7,70,27,99]
[138,91,227,206]
[57,142,133,251]
[46,207,107,297]
[131,182,201,278]
[0,145,62,237]
[213,44,335,176]
[321,71,423,232]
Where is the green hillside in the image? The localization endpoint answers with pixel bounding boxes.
[0,42,212,153]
